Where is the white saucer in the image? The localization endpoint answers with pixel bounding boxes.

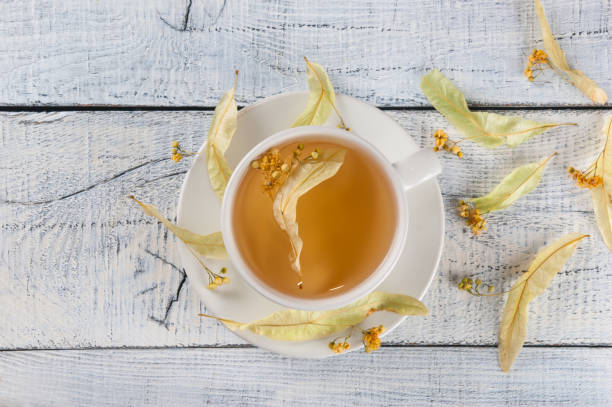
[176,92,444,358]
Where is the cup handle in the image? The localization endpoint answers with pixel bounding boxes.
[392,149,441,191]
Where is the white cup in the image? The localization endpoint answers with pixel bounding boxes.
[221,126,441,310]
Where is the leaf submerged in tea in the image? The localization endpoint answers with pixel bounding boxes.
[272,148,346,287]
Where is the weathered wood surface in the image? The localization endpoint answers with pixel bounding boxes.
[0,0,610,107]
[1,109,610,349]
[0,347,610,406]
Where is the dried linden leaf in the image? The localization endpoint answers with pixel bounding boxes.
[130,196,227,259]
[200,291,428,341]
[206,71,238,199]
[468,153,556,214]
[273,148,346,285]
[499,233,588,372]
[590,117,612,250]
[292,57,337,127]
[421,70,573,148]
[534,0,608,105]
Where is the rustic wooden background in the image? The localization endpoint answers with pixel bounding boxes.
[1,0,611,405]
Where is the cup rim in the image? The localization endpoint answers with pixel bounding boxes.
[220,126,408,310]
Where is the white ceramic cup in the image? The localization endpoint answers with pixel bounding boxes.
[221,126,441,310]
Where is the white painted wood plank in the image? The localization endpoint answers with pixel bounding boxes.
[0,347,610,406]
[0,0,610,106]
[1,110,611,349]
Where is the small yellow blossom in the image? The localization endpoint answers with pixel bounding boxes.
[250,142,321,198]
[204,265,230,289]
[363,325,385,353]
[524,49,549,82]
[433,129,463,158]
[459,277,498,296]
[329,340,350,354]
[568,166,603,189]
[457,200,487,235]
[170,141,197,163]
[433,129,448,146]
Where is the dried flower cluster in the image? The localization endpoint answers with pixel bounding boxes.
[206,267,230,290]
[327,324,386,354]
[458,277,496,296]
[457,200,487,235]
[250,144,321,199]
[171,140,197,163]
[432,129,463,158]
[524,49,549,82]
[328,333,352,354]
[363,325,385,353]
[568,166,603,189]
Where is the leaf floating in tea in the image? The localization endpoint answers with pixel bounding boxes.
[533,0,607,105]
[292,58,341,128]
[206,70,239,199]
[498,233,588,372]
[130,196,227,259]
[200,291,428,341]
[468,152,556,213]
[420,70,574,148]
[272,148,346,286]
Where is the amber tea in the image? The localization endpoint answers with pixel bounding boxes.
[233,138,398,299]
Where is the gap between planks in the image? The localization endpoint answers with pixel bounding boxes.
[0,105,611,112]
[1,344,611,353]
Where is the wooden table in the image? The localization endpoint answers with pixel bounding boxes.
[1,1,611,405]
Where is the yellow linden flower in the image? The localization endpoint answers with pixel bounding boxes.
[363,325,385,353]
[456,201,486,235]
[328,340,350,354]
[433,129,463,158]
[524,49,548,82]
[568,166,603,189]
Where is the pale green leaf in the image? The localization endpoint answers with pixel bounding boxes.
[272,148,345,285]
[590,116,612,250]
[420,69,572,148]
[206,72,238,199]
[468,153,555,214]
[499,233,588,372]
[130,196,227,259]
[201,291,428,341]
[292,58,337,127]
[534,0,607,105]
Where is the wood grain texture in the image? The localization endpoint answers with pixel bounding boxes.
[0,347,610,406]
[1,109,610,349]
[0,0,610,107]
